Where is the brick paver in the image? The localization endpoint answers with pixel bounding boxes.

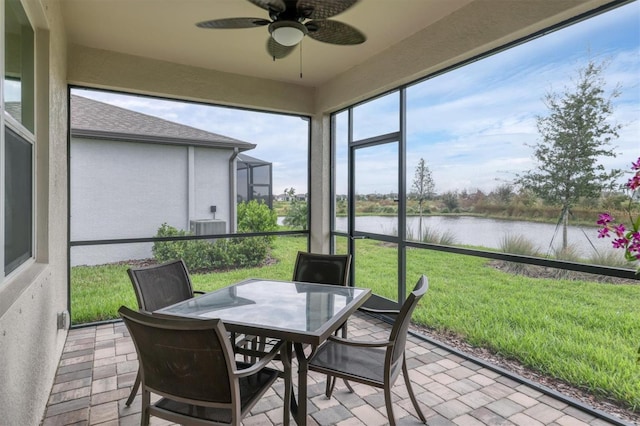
[42,313,633,425]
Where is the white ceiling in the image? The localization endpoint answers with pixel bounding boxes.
[59,0,477,87]
[59,0,615,89]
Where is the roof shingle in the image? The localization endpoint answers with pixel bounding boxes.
[70,95,256,151]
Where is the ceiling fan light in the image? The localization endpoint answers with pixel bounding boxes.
[269,21,307,46]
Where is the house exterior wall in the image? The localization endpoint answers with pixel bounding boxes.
[0,0,70,424]
[70,139,232,266]
[193,146,231,224]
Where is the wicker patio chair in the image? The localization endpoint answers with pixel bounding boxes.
[307,275,429,426]
[118,306,282,426]
[124,259,204,406]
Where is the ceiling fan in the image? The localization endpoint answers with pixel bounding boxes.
[196,0,366,59]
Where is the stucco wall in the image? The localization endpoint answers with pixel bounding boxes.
[70,139,233,266]
[193,146,232,223]
[0,0,70,424]
[67,44,317,116]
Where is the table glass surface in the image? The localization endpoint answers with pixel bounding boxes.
[156,279,369,334]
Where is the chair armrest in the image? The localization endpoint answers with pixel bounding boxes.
[234,339,284,378]
[359,306,399,316]
[326,335,392,348]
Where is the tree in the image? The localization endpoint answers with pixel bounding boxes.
[441,191,459,212]
[283,187,308,230]
[492,184,514,204]
[515,59,623,249]
[412,158,435,237]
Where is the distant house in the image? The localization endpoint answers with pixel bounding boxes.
[70,95,271,266]
[274,192,307,202]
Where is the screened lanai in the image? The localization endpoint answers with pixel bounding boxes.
[1,0,639,425]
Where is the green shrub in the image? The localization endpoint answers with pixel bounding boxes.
[237,200,278,239]
[205,237,269,269]
[152,223,190,262]
[152,219,272,272]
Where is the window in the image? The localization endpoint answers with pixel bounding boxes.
[4,0,34,132]
[4,127,32,274]
[3,0,35,277]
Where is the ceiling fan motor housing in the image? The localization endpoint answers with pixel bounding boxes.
[269,20,308,46]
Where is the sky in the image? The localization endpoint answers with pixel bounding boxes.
[335,1,640,195]
[69,1,639,197]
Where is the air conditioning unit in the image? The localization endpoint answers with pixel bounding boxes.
[190,219,226,236]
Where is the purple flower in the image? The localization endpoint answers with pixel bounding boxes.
[613,223,626,237]
[596,213,614,225]
[627,175,640,191]
[595,157,640,272]
[612,238,629,249]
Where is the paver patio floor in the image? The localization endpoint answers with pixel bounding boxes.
[42,312,633,425]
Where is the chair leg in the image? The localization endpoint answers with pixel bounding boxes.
[402,355,427,423]
[343,378,355,393]
[125,371,140,406]
[383,385,397,426]
[334,323,355,394]
[324,375,337,397]
[325,376,354,398]
[141,389,151,426]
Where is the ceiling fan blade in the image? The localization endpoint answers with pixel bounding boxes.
[267,37,296,59]
[306,19,366,45]
[296,0,359,20]
[196,17,270,29]
[248,0,286,13]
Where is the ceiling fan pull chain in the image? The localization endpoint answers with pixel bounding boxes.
[299,42,303,79]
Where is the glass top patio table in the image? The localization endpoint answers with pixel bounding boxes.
[154,278,371,346]
[155,278,371,425]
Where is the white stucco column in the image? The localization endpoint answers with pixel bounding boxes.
[309,113,331,254]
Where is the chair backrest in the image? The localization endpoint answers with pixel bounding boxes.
[387,275,428,375]
[292,251,351,286]
[118,306,238,406]
[127,259,195,312]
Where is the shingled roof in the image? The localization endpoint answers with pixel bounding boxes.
[70,95,256,151]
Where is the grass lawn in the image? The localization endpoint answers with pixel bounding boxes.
[71,235,640,411]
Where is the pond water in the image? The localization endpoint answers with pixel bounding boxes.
[330,215,616,258]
